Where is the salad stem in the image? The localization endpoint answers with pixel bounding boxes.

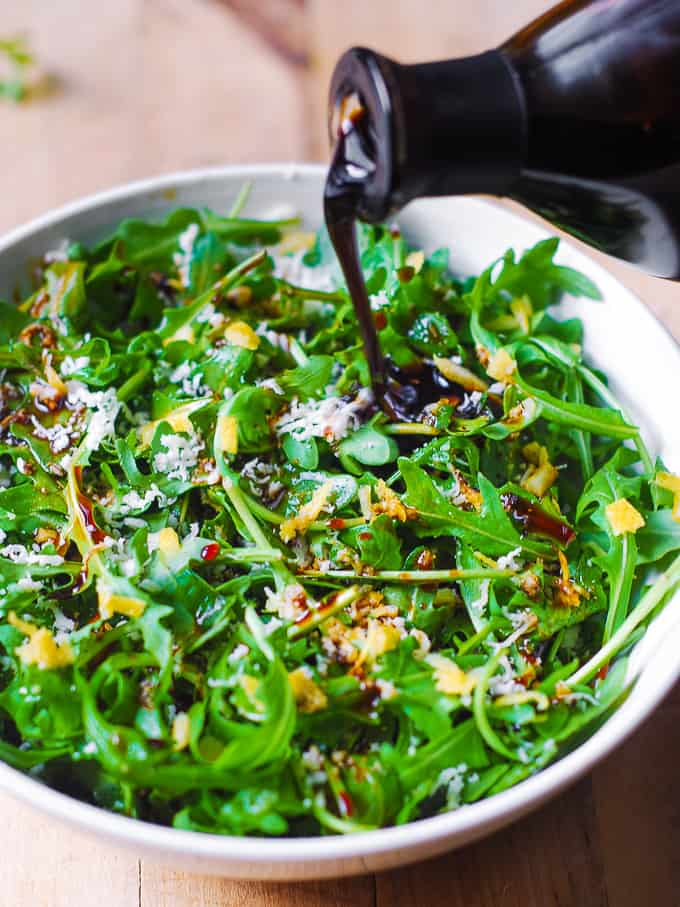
[567,554,680,686]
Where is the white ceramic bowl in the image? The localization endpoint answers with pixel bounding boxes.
[0,164,679,880]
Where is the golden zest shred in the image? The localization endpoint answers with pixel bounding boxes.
[605,498,645,536]
[521,442,559,498]
[224,321,260,350]
[288,668,328,713]
[655,472,680,523]
[486,348,517,383]
[371,479,413,523]
[8,612,74,670]
[426,654,476,696]
[280,481,332,542]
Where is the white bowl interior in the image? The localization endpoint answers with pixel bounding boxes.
[0,164,679,879]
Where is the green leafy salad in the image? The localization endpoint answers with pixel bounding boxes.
[1,188,680,838]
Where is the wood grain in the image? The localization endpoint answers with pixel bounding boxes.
[594,702,680,906]
[0,800,140,907]
[0,1,679,905]
[376,778,607,907]
[140,862,375,907]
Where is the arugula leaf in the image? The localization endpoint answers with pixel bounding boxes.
[400,458,549,558]
[577,450,643,640]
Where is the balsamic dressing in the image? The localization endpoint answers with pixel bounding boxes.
[501,493,575,547]
[325,106,455,420]
[324,103,387,408]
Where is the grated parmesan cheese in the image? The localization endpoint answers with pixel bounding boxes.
[265,583,308,621]
[30,415,74,454]
[44,239,70,263]
[153,433,201,482]
[375,678,398,700]
[227,643,250,664]
[274,388,373,443]
[60,355,90,376]
[15,576,42,592]
[271,250,336,292]
[488,654,525,697]
[436,763,468,810]
[169,361,211,398]
[496,546,523,571]
[66,381,120,453]
[173,223,200,287]
[0,544,63,567]
[119,483,170,515]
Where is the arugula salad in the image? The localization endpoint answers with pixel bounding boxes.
[1,190,680,838]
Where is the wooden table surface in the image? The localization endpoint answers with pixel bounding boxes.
[1,2,679,905]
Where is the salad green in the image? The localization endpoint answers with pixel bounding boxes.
[1,188,680,836]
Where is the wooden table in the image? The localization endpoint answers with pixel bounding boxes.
[0,2,679,904]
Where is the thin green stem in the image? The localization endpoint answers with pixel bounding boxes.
[299,567,517,584]
[117,361,152,403]
[287,585,361,640]
[456,618,504,656]
[279,283,345,304]
[239,489,367,532]
[385,423,440,437]
[228,182,252,218]
[472,649,521,761]
[567,554,680,686]
[288,337,308,367]
[223,547,283,563]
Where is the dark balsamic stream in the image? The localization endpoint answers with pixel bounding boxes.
[324,105,387,406]
[324,106,455,421]
[324,104,573,546]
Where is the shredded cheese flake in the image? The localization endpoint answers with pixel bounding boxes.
[486,348,517,383]
[426,654,477,696]
[224,321,260,350]
[8,612,74,670]
[274,389,373,443]
[605,498,645,536]
[372,479,411,523]
[656,471,680,523]
[280,481,332,542]
[97,580,146,620]
[288,668,328,713]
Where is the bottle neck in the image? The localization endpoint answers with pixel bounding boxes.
[327,47,528,222]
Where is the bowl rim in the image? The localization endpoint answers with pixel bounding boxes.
[0,162,679,868]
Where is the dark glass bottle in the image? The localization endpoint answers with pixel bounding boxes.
[326,0,680,278]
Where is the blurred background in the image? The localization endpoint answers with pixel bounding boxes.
[1,0,678,336]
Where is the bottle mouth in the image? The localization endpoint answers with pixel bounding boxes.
[326,47,397,223]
